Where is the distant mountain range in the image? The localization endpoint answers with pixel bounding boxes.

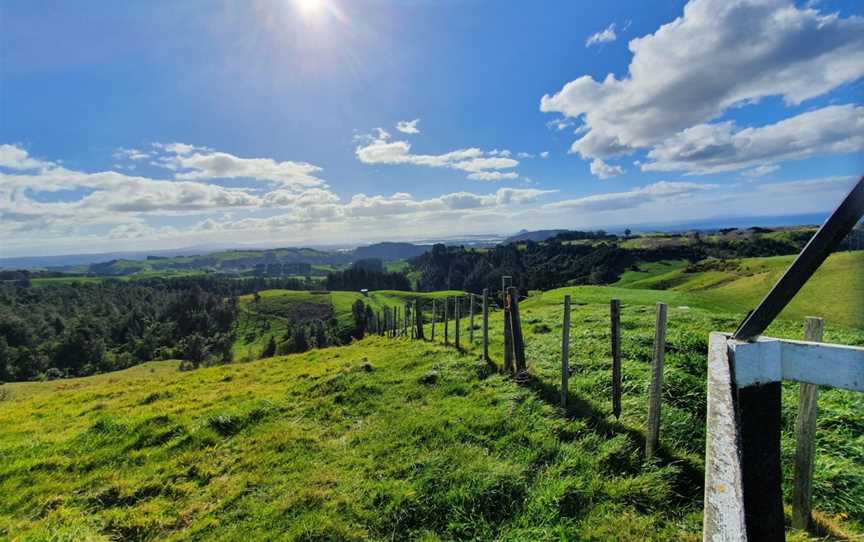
[1,212,847,271]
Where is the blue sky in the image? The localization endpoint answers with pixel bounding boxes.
[1,0,862,256]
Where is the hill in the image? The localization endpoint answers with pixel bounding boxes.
[504,229,568,243]
[614,251,864,328]
[232,289,464,361]
[1,277,862,540]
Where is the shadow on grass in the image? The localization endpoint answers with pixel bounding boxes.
[520,372,705,506]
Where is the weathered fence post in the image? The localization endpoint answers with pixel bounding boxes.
[645,302,667,459]
[404,304,409,337]
[455,297,461,349]
[444,297,450,346]
[611,298,622,419]
[561,295,571,408]
[469,294,475,343]
[503,291,513,373]
[792,316,824,530]
[415,300,424,340]
[431,299,436,340]
[509,287,526,375]
[482,288,489,361]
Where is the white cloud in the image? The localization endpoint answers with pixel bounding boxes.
[742,164,779,178]
[466,171,519,181]
[590,158,625,180]
[546,181,717,211]
[396,118,421,134]
[586,23,617,47]
[0,144,53,171]
[642,105,864,174]
[0,143,555,251]
[756,175,856,195]
[113,147,149,161]
[542,0,864,168]
[355,130,519,180]
[540,151,550,159]
[155,146,326,190]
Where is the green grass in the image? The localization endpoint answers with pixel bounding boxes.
[232,289,466,360]
[3,280,862,540]
[615,252,863,329]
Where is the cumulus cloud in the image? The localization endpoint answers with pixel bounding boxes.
[546,181,717,211]
[0,144,53,171]
[541,0,864,174]
[586,23,617,47]
[113,147,149,161]
[642,105,864,174]
[1,143,554,247]
[155,146,326,190]
[396,118,421,134]
[355,130,519,180]
[466,171,519,181]
[590,158,624,180]
[540,151,550,159]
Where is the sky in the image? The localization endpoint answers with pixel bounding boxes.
[1,0,862,257]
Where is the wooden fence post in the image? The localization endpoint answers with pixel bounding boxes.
[444,297,450,346]
[455,297,461,350]
[509,287,526,374]
[645,302,667,459]
[561,295,571,408]
[792,316,824,530]
[431,299,436,340]
[503,290,513,373]
[415,300,424,340]
[469,294,475,343]
[611,299,622,419]
[482,288,489,361]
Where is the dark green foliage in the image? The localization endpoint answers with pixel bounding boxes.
[261,336,277,358]
[0,277,246,380]
[325,267,411,291]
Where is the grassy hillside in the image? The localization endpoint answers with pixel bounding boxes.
[233,289,465,360]
[615,251,863,328]
[2,281,862,540]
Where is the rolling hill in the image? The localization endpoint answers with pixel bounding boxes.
[2,260,862,540]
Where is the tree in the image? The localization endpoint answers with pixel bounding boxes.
[54,319,106,376]
[624,228,632,237]
[178,333,209,369]
[261,335,277,358]
[0,337,10,382]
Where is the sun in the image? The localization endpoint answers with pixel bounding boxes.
[294,0,325,17]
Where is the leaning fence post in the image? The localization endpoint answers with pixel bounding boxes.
[444,297,450,346]
[455,297,461,349]
[431,299,436,340]
[561,295,571,408]
[645,302,667,459]
[792,316,824,530]
[482,288,489,361]
[509,287,526,374]
[611,298,622,419]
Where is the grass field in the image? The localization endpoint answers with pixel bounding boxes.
[233,289,466,360]
[615,252,863,328]
[2,274,862,540]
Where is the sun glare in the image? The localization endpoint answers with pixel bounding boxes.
[295,0,325,17]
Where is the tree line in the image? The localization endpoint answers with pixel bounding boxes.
[0,276,314,382]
